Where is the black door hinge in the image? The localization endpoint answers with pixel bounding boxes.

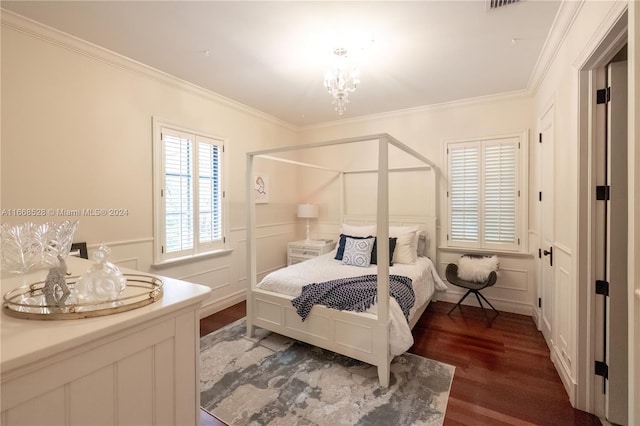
[596,280,609,296]
[595,361,608,379]
[596,185,610,201]
[596,87,611,104]
[538,248,542,258]
[539,133,542,143]
[538,297,541,308]
[539,191,542,201]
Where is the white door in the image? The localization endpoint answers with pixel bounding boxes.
[539,105,555,347]
[605,59,628,426]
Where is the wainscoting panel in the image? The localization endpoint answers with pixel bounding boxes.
[87,239,153,272]
[528,230,541,327]
[553,243,576,399]
[437,251,536,316]
[80,222,296,317]
[113,257,139,270]
[81,223,539,320]
[179,265,231,290]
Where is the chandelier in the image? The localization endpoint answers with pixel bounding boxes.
[323,48,360,115]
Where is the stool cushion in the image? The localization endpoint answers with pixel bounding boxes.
[457,255,498,282]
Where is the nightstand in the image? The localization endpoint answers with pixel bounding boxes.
[287,240,336,265]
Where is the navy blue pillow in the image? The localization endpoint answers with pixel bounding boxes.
[335,234,397,266]
[371,237,397,266]
[335,234,371,260]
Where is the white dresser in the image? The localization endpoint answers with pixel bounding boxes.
[287,240,335,265]
[0,256,211,426]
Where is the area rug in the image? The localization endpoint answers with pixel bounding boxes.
[200,318,454,425]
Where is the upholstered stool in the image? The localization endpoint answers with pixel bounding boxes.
[446,255,499,322]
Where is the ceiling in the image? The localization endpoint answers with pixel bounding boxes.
[2,1,561,127]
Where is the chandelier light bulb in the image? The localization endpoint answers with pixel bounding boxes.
[324,48,360,115]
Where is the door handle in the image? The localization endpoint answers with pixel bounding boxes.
[543,247,553,266]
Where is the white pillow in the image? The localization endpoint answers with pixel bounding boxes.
[457,255,499,282]
[342,237,375,267]
[391,225,420,254]
[340,224,376,238]
[389,225,416,237]
[392,230,418,264]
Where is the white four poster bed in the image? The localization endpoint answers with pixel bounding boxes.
[246,134,444,387]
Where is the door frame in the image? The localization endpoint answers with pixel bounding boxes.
[576,7,628,415]
[605,58,629,426]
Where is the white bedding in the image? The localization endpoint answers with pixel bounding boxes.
[257,252,447,356]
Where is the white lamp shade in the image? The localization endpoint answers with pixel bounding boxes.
[297,204,319,218]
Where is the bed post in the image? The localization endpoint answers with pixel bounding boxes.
[246,152,256,337]
[376,135,391,387]
[339,171,345,225]
[431,169,439,268]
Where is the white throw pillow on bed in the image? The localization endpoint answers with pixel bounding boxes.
[389,226,419,264]
[392,230,418,264]
[340,224,376,237]
[342,237,375,267]
[457,255,499,282]
[388,225,416,237]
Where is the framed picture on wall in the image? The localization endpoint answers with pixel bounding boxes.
[254,173,269,204]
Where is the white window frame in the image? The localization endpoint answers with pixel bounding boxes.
[444,132,528,253]
[152,117,228,265]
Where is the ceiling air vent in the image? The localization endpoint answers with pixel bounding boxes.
[488,0,521,10]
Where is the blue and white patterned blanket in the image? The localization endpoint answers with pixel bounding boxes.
[291,274,415,321]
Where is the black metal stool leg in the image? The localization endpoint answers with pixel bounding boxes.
[448,289,473,315]
[477,291,499,316]
[473,291,490,321]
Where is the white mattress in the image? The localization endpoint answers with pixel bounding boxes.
[257,252,447,355]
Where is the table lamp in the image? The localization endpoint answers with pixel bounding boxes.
[297,204,319,242]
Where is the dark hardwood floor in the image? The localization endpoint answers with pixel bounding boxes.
[199,301,601,426]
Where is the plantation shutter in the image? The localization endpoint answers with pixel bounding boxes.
[198,136,223,245]
[483,140,517,248]
[447,137,520,251]
[449,143,480,245]
[162,129,194,254]
[154,119,226,264]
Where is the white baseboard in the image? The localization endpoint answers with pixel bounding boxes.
[436,291,533,317]
[532,306,541,329]
[199,290,246,319]
[552,346,577,406]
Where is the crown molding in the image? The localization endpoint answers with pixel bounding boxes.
[2,4,584,134]
[1,9,298,132]
[573,0,628,69]
[301,89,531,131]
[527,0,585,93]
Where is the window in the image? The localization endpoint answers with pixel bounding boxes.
[446,135,524,252]
[153,120,225,263]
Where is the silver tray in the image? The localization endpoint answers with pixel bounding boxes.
[2,273,163,320]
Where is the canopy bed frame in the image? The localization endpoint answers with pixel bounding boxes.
[246,133,440,387]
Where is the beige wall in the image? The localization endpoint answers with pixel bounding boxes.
[1,16,300,314]
[298,94,537,316]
